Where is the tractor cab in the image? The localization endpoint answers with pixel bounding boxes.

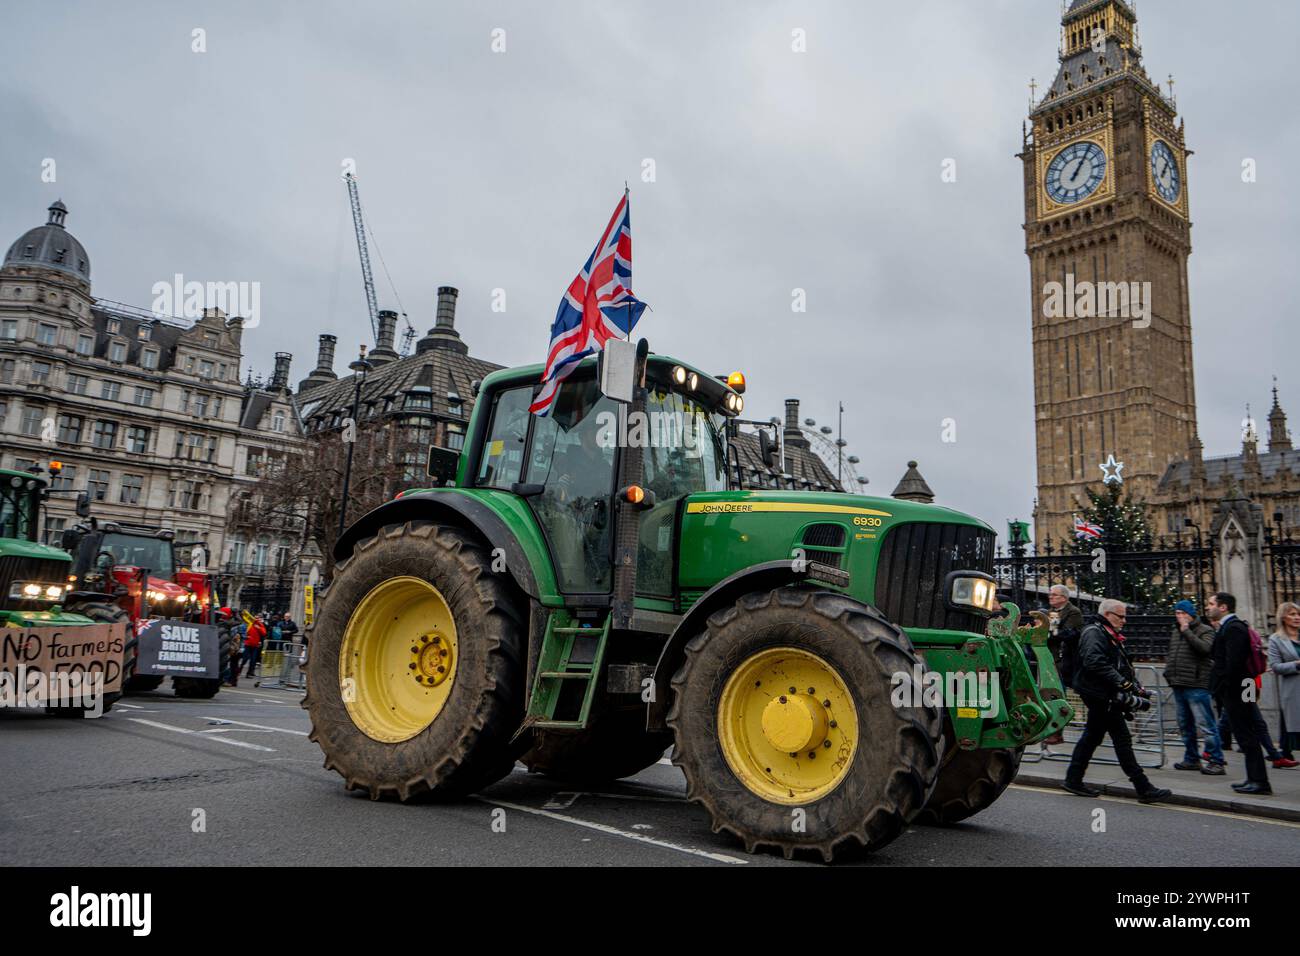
[0,470,44,542]
[64,523,195,618]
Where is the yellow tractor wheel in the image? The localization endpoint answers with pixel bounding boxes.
[304,522,526,800]
[669,588,944,861]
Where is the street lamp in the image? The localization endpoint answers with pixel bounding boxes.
[338,345,372,538]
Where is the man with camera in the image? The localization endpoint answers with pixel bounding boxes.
[1206,592,1272,795]
[1064,598,1172,803]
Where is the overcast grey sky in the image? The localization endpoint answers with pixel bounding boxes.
[3,0,1297,537]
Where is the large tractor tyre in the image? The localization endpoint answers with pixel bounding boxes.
[668,588,944,862]
[304,522,527,801]
[916,745,1024,826]
[47,601,131,717]
[173,625,230,700]
[523,701,672,783]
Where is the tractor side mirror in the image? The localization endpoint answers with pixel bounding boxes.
[60,529,80,551]
[598,338,638,404]
[425,446,459,485]
[75,491,91,519]
[758,429,780,468]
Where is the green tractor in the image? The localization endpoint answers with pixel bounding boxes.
[0,467,127,716]
[306,345,1071,859]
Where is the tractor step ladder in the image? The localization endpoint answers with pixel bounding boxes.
[526,611,610,731]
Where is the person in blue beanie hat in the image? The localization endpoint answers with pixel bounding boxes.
[1164,598,1225,773]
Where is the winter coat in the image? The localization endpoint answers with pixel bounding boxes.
[1209,616,1252,701]
[1049,601,1084,664]
[1268,632,1300,731]
[1163,620,1215,689]
[1072,615,1137,701]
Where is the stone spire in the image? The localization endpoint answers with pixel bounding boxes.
[891,461,935,504]
[1268,379,1292,452]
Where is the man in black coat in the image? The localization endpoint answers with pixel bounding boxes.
[1064,599,1171,803]
[1207,592,1271,794]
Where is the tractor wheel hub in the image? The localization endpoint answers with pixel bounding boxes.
[760,694,828,754]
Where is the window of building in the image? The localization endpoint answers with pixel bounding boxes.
[272,410,285,432]
[199,360,214,379]
[193,392,209,417]
[2,319,19,340]
[31,361,52,385]
[119,474,144,505]
[206,436,218,462]
[20,408,44,436]
[106,318,121,334]
[230,540,246,566]
[446,423,465,451]
[66,373,89,396]
[170,480,203,511]
[126,425,150,455]
[0,359,14,383]
[37,323,58,346]
[212,396,224,419]
[88,469,110,501]
[13,458,37,474]
[100,381,121,401]
[404,390,433,410]
[246,446,265,476]
[141,349,159,369]
[133,386,156,407]
[56,414,83,445]
[76,334,94,356]
[50,465,77,491]
[108,342,127,363]
[91,420,118,449]
[137,325,152,341]
[43,516,67,547]
[447,392,464,416]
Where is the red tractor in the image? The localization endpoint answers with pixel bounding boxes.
[61,519,230,698]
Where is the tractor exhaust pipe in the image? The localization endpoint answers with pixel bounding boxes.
[610,339,650,630]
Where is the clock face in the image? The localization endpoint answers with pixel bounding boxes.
[1045,140,1107,204]
[1150,139,1181,203]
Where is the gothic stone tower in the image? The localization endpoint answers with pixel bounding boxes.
[1022,0,1197,546]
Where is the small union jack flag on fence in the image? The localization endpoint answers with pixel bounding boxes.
[1073,516,1103,540]
[530,190,648,416]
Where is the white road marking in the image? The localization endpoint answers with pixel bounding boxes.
[1009,783,1300,828]
[116,702,144,709]
[126,717,276,752]
[215,688,291,704]
[542,792,581,809]
[474,796,747,864]
[209,717,310,737]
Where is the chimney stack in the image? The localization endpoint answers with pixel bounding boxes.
[298,334,340,392]
[417,286,468,355]
[783,399,809,449]
[370,309,399,366]
[270,352,292,392]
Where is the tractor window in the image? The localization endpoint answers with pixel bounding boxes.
[476,387,532,489]
[526,376,618,593]
[0,485,37,540]
[99,533,175,576]
[637,387,728,595]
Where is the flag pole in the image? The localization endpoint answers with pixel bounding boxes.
[624,183,632,342]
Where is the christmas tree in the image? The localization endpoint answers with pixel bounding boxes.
[1069,483,1181,610]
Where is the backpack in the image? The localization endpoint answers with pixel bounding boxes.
[1247,627,1268,678]
[1058,622,1090,690]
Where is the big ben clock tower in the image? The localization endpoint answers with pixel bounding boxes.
[1022,0,1198,546]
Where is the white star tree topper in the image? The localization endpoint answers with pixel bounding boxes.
[1099,454,1124,484]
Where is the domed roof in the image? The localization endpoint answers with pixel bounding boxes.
[3,200,91,281]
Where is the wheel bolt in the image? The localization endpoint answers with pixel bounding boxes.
[829,720,838,729]
[823,740,831,748]
[822,699,831,708]
[410,647,419,654]
[789,686,797,694]
[439,649,447,657]
[808,751,816,759]
[421,635,429,643]
[408,663,416,670]
[432,636,440,644]
[437,665,445,673]
[779,695,787,704]
[807,687,815,695]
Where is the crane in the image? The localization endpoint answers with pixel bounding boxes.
[344,172,380,345]
[344,171,418,354]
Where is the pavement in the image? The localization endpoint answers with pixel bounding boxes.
[3,683,1298,866]
[1016,742,1300,823]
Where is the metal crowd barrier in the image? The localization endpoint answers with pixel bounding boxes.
[1021,663,1166,768]
[254,640,306,691]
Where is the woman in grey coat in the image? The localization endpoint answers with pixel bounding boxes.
[1268,601,1300,761]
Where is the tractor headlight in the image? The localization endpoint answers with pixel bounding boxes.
[147,589,166,603]
[671,365,688,385]
[9,582,65,602]
[945,571,998,616]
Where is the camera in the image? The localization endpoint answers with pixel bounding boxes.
[1113,685,1152,718]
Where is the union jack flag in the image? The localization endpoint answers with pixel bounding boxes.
[1074,516,1103,540]
[530,191,647,416]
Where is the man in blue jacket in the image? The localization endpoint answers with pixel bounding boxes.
[1064,598,1171,804]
